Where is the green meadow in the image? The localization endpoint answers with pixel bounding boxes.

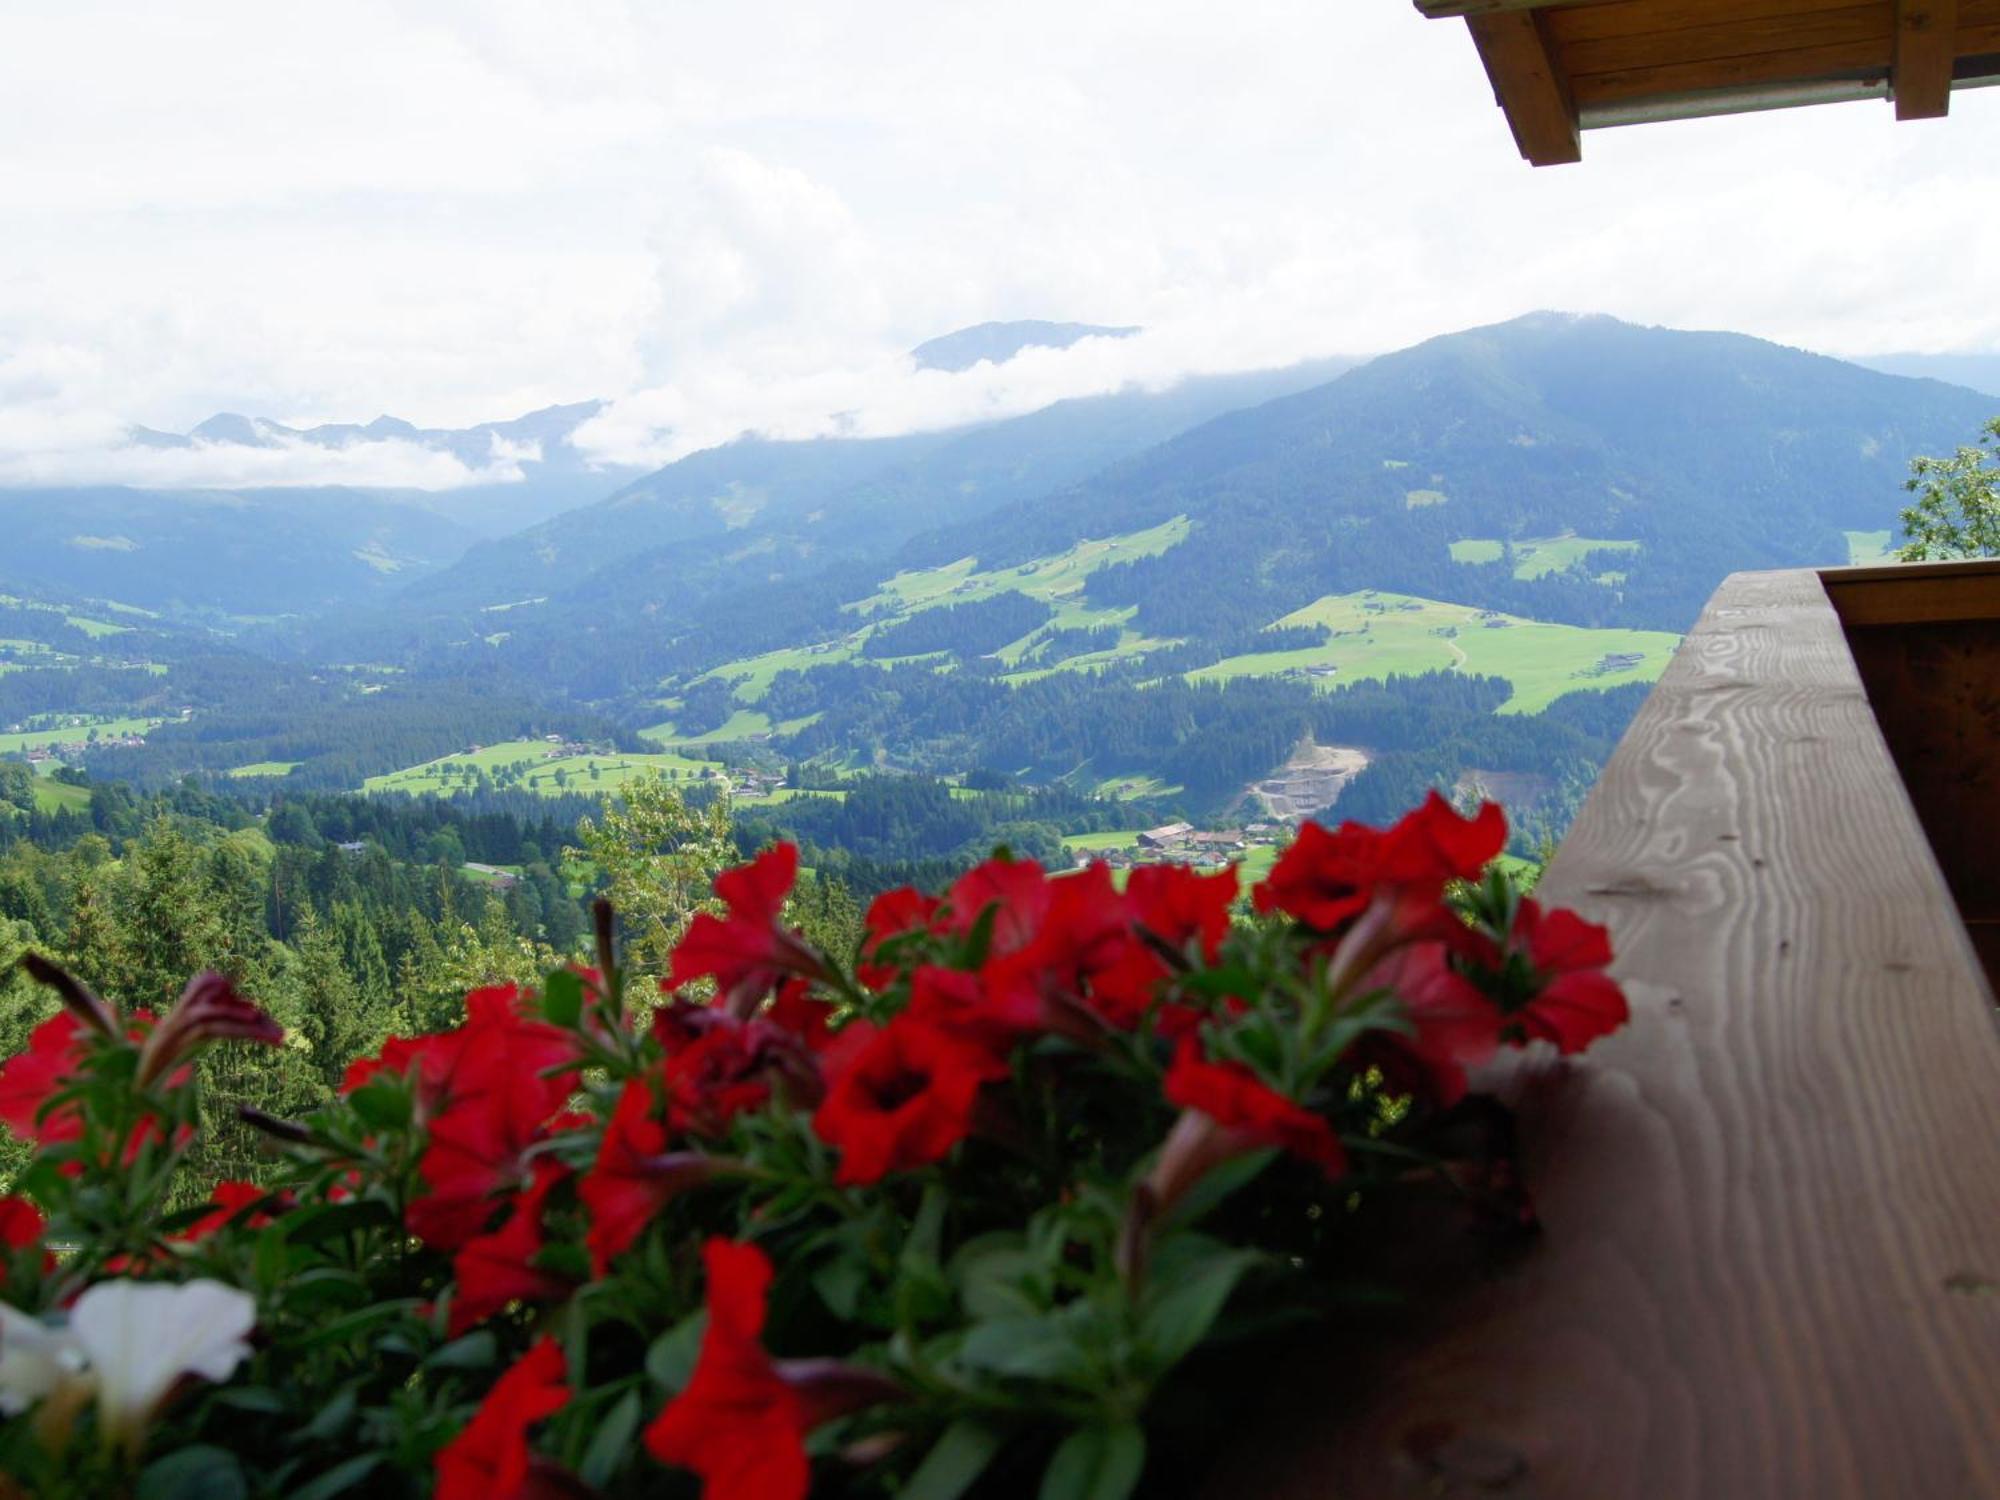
[1449,535,1641,580]
[1844,529,1896,565]
[363,740,725,798]
[30,777,92,814]
[0,716,163,754]
[1190,590,1680,714]
[227,761,302,779]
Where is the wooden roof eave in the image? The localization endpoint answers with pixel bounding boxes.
[1417,0,2000,165]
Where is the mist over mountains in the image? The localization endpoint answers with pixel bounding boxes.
[3,311,1994,669]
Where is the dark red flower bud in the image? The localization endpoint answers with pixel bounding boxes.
[137,973,284,1086]
[15,952,118,1038]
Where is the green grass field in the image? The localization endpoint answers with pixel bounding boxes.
[639,709,819,745]
[227,761,301,779]
[30,778,92,814]
[1449,535,1641,580]
[1092,773,1183,801]
[1844,529,1896,565]
[1190,590,1679,715]
[849,516,1192,619]
[0,715,163,754]
[688,521,1195,710]
[1060,829,1148,852]
[364,740,725,798]
[63,614,128,638]
[1448,539,1505,565]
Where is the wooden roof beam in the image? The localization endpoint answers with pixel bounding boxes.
[1894,0,1960,118]
[1468,9,1582,165]
[1413,0,1571,15]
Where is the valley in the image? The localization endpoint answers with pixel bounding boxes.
[2,312,1993,892]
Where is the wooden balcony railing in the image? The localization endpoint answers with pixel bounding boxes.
[1216,561,2000,1499]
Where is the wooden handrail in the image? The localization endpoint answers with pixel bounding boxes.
[1213,565,2000,1499]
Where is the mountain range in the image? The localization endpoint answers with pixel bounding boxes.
[4,313,1998,816]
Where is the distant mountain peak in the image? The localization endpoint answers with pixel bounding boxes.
[189,413,281,447]
[911,320,1141,374]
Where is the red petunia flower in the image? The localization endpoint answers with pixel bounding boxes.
[764,978,835,1053]
[0,1010,185,1169]
[0,1195,44,1251]
[665,844,826,1014]
[0,1012,91,1145]
[0,1194,48,1288]
[345,986,576,1129]
[1162,1042,1347,1178]
[664,1027,776,1137]
[941,856,1052,959]
[857,887,943,990]
[646,1239,899,1500]
[1504,900,1629,1054]
[1360,941,1504,1106]
[1086,863,1240,1029]
[451,1160,577,1335]
[811,1019,1006,1186]
[434,1337,572,1500]
[580,1080,715,1277]
[1253,793,1505,934]
[979,863,1142,1040]
[396,989,581,1250]
[904,965,1038,1055]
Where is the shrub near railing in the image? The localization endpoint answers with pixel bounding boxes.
[0,794,1628,1500]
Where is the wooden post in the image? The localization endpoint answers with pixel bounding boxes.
[1468,10,1582,165]
[1894,0,1960,118]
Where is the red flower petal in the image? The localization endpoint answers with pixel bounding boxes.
[434,1337,570,1500]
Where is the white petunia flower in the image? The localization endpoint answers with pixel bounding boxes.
[0,1302,85,1417]
[67,1279,257,1454]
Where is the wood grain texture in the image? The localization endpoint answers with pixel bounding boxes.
[1414,0,1585,18]
[1824,558,2000,625]
[1546,0,1882,45]
[1469,10,1583,164]
[1209,567,2000,1500]
[1896,0,1961,115]
[1843,615,2000,968]
[1570,34,1891,104]
[1560,4,1889,77]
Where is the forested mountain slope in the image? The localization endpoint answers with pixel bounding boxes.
[908,312,1997,638]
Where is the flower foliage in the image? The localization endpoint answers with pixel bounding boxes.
[0,795,1628,1499]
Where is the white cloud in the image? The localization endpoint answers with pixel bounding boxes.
[0,434,533,492]
[1,0,1997,491]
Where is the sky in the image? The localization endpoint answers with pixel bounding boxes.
[2,0,1998,487]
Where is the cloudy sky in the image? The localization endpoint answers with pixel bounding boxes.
[3,0,1998,486]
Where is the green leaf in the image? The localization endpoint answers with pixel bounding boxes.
[813,1253,867,1321]
[345,1079,412,1133]
[950,1234,1041,1320]
[424,1330,497,1370]
[542,968,585,1028]
[957,1314,1088,1382]
[645,1309,708,1393]
[579,1388,643,1489]
[1158,1148,1277,1230]
[211,1385,286,1414]
[284,1453,384,1500]
[1039,1422,1146,1500]
[283,1199,397,1245]
[300,1382,358,1442]
[901,1418,1008,1500]
[137,1446,248,1500]
[1140,1246,1259,1366]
